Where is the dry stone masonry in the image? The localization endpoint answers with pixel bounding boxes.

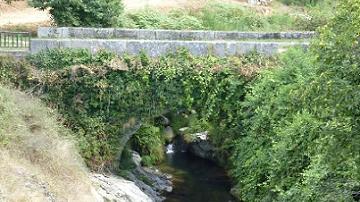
[31,27,314,57]
[38,27,315,40]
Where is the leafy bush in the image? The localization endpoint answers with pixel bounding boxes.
[123,1,337,31]
[125,9,204,30]
[199,3,266,31]
[295,0,336,31]
[27,49,115,70]
[0,56,34,88]
[29,0,124,27]
[131,124,165,166]
[230,0,360,200]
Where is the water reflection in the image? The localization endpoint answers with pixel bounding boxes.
[160,137,236,202]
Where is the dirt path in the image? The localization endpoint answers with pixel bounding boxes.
[0,1,51,26]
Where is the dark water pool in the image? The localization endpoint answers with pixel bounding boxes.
[159,139,236,202]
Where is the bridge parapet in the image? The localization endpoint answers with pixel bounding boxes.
[32,27,312,57]
[31,38,308,57]
[38,27,315,41]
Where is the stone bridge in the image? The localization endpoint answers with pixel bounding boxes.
[2,27,315,58]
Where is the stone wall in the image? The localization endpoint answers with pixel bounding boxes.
[0,50,29,59]
[38,27,315,41]
[30,38,309,57]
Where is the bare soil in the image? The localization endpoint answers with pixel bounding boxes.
[0,1,51,26]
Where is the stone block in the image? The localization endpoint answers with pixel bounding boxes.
[114,29,139,39]
[94,28,115,39]
[180,31,207,41]
[37,27,51,38]
[30,38,310,57]
[137,30,156,40]
[212,42,227,57]
[30,39,60,53]
[155,30,182,40]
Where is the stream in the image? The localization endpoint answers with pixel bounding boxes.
[159,137,235,202]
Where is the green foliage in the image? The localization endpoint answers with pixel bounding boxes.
[294,0,336,31]
[118,147,136,170]
[27,49,93,70]
[3,48,274,170]
[230,0,360,200]
[6,3,359,197]
[125,9,204,30]
[28,0,124,27]
[0,56,16,86]
[131,123,165,166]
[124,3,308,31]
[27,49,115,69]
[0,56,34,88]
[123,1,337,31]
[198,2,297,31]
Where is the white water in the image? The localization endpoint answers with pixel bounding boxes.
[166,144,175,154]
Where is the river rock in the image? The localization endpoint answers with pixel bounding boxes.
[178,127,190,135]
[91,173,152,202]
[131,151,142,167]
[188,131,217,162]
[163,126,175,143]
[127,166,173,202]
[141,167,173,193]
[157,115,170,126]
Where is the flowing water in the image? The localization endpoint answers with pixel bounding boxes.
[160,137,236,202]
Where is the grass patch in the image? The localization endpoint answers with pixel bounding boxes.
[123,1,335,31]
[0,86,96,201]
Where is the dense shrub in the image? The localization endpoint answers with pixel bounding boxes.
[124,1,336,32]
[131,124,165,166]
[29,0,124,27]
[295,0,336,31]
[125,9,204,30]
[230,0,360,201]
[27,48,115,69]
[123,1,336,31]
[124,3,303,31]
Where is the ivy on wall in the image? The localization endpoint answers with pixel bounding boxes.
[1,49,275,171]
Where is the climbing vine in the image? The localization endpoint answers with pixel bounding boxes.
[4,49,275,171]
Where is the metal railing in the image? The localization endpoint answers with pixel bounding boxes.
[0,31,31,50]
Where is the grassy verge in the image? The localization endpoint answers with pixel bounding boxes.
[0,86,96,201]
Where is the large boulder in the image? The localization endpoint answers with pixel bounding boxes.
[163,126,176,143]
[127,166,173,202]
[187,131,217,162]
[91,173,152,202]
[131,151,142,167]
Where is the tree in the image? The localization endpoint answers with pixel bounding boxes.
[29,0,124,27]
